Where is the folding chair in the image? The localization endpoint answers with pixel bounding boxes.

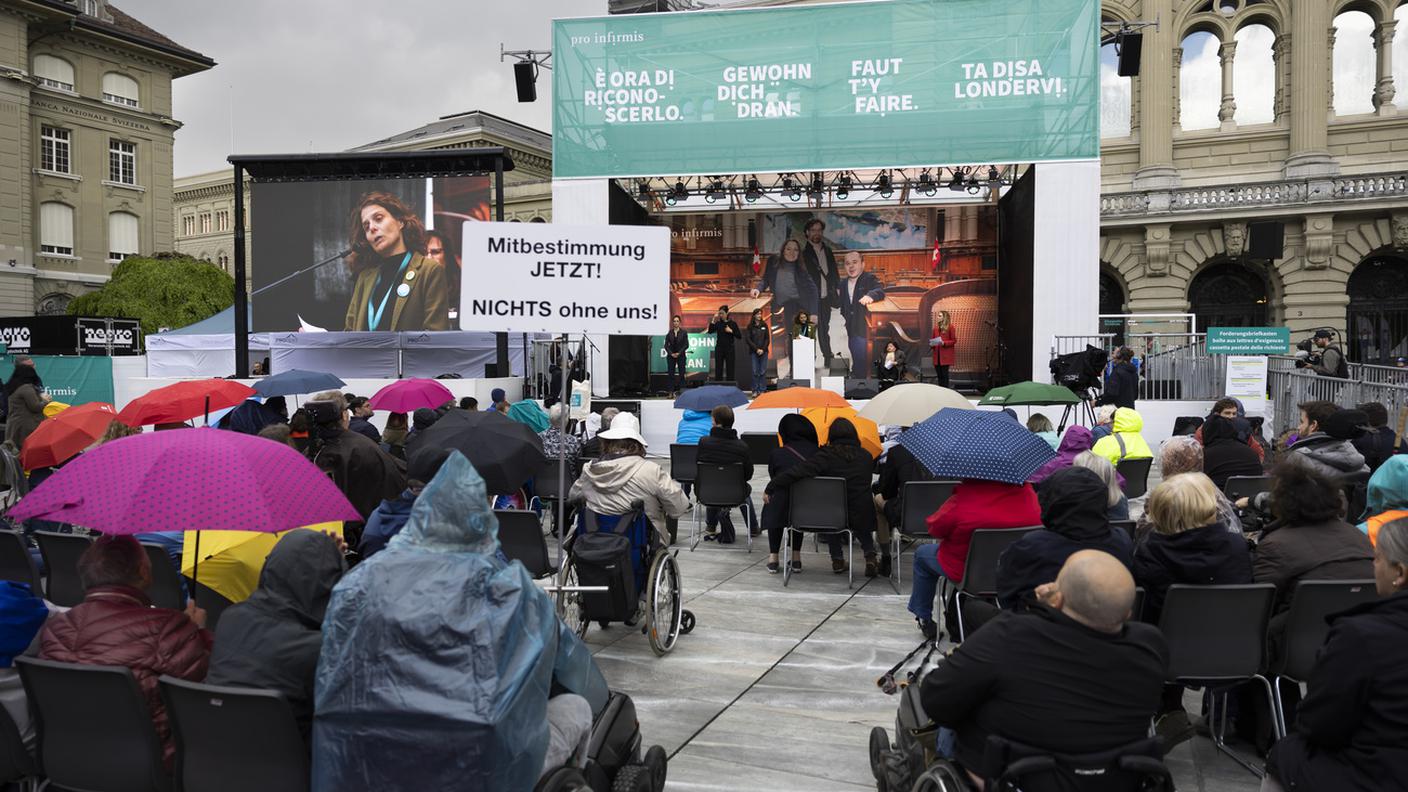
[1269,579,1377,737]
[889,480,957,592]
[17,657,172,792]
[785,477,852,587]
[1223,475,1273,504]
[496,509,556,578]
[1158,583,1277,777]
[669,444,699,540]
[161,677,309,792]
[1115,458,1154,499]
[141,543,186,610]
[534,461,573,537]
[951,527,1039,641]
[0,531,42,595]
[1110,519,1137,543]
[692,462,753,552]
[33,531,92,607]
[740,432,779,466]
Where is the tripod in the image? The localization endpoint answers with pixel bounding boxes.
[1057,388,1100,433]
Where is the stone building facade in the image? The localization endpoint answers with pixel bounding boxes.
[0,0,211,316]
[1100,0,1408,365]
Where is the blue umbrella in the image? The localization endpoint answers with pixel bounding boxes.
[898,408,1057,485]
[673,385,749,412]
[253,368,346,398]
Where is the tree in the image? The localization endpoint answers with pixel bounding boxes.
[68,253,233,335]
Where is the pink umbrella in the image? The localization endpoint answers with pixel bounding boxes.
[368,378,455,413]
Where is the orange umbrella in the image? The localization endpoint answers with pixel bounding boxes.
[20,402,117,470]
[748,386,850,411]
[802,406,883,459]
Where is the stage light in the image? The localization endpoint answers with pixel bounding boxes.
[807,172,825,200]
[986,166,1001,186]
[876,172,893,198]
[836,175,852,200]
[917,171,937,197]
[782,175,801,201]
[637,181,652,201]
[965,176,981,195]
[948,169,966,192]
[666,180,688,206]
[744,177,763,203]
[705,178,727,203]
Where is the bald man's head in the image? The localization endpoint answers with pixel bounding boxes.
[1048,550,1135,633]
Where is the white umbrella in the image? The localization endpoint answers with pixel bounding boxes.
[857,383,973,427]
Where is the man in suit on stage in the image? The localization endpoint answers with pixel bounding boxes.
[802,218,840,369]
[836,251,885,379]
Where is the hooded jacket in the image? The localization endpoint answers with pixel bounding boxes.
[1360,456,1408,544]
[1029,426,1093,487]
[876,441,934,527]
[222,399,285,436]
[207,530,346,745]
[3,366,44,450]
[925,480,1041,582]
[309,427,406,525]
[1269,590,1408,792]
[1201,415,1265,492]
[1090,408,1153,466]
[0,582,48,750]
[39,584,211,768]
[675,410,712,446]
[1097,360,1138,410]
[1133,522,1253,623]
[764,418,878,539]
[1288,432,1370,485]
[996,467,1134,608]
[761,415,820,534]
[570,453,689,532]
[313,453,608,792]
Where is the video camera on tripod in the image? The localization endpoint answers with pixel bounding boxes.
[1049,344,1109,399]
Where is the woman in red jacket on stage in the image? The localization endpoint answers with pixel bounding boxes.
[930,310,957,387]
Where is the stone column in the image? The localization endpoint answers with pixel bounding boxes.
[1219,39,1239,129]
[1272,34,1290,122]
[963,206,978,241]
[1286,2,1338,178]
[1375,19,1398,114]
[1133,0,1179,189]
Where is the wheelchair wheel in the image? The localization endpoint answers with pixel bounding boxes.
[910,761,972,792]
[557,561,588,638]
[869,726,890,780]
[644,550,683,656]
[611,764,653,792]
[680,609,696,635]
[534,766,593,792]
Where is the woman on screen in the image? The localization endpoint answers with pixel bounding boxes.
[343,192,449,332]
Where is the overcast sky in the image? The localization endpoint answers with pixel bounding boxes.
[116,0,598,176]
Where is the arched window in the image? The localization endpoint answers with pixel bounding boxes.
[101,72,139,108]
[39,202,74,256]
[1188,261,1269,330]
[1393,4,1408,102]
[1100,41,1132,138]
[1179,31,1223,130]
[1334,10,1377,116]
[1232,24,1275,124]
[32,54,74,91]
[1347,256,1408,365]
[107,211,139,262]
[1099,270,1126,316]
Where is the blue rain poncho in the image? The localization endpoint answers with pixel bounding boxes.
[311,451,608,792]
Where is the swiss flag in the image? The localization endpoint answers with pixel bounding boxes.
[752,245,762,274]
[930,239,943,272]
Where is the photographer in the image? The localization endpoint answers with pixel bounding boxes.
[1297,330,1349,379]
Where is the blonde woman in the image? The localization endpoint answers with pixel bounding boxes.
[929,310,956,387]
[1072,450,1129,521]
[1134,472,1252,622]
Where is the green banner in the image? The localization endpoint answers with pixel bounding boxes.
[1206,327,1291,356]
[0,355,114,406]
[552,0,1099,178]
[649,334,715,375]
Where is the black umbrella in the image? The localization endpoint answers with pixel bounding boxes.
[405,409,547,496]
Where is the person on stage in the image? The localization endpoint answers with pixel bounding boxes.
[836,251,885,378]
[752,238,818,380]
[708,305,740,382]
[343,192,449,332]
[930,310,957,387]
[664,315,689,396]
[801,219,840,369]
[424,229,461,323]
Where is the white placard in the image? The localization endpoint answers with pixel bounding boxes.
[1224,355,1269,415]
[459,221,670,335]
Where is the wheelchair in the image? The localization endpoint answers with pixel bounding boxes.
[556,502,695,657]
[535,691,669,792]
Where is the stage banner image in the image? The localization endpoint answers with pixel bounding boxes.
[250,176,490,332]
[0,355,114,405]
[552,0,1099,178]
[459,222,671,335]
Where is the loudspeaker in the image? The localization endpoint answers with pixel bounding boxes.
[513,62,537,102]
[1116,31,1143,77]
[1248,221,1284,261]
[483,363,500,378]
[845,378,880,399]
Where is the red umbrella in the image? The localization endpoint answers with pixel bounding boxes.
[117,379,256,427]
[20,402,117,471]
[368,378,454,413]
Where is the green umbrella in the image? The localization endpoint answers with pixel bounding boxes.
[978,381,1081,407]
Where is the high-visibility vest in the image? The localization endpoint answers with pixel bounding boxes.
[1365,510,1408,546]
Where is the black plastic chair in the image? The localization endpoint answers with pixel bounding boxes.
[740,432,779,466]
[33,531,92,607]
[1158,583,1277,777]
[890,480,958,591]
[1223,475,1274,504]
[1110,519,1136,542]
[1131,586,1146,623]
[535,461,574,536]
[160,677,309,792]
[1115,458,1154,499]
[982,735,1173,792]
[1171,416,1204,436]
[0,530,42,596]
[668,444,698,485]
[17,657,172,792]
[1269,579,1378,738]
[496,509,555,578]
[692,462,753,552]
[952,527,1039,641]
[0,688,35,791]
[785,477,851,587]
[141,543,186,611]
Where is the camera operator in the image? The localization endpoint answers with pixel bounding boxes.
[1095,346,1139,411]
[1297,329,1349,379]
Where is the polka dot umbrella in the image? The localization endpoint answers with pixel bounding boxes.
[897,407,1058,485]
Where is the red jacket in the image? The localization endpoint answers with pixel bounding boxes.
[927,480,1042,581]
[39,585,211,768]
[931,326,957,367]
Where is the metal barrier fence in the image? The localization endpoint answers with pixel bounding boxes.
[1052,333,1226,401]
[1267,358,1408,436]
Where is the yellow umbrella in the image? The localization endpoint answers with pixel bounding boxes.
[802,406,883,459]
[42,401,71,418]
[180,522,342,603]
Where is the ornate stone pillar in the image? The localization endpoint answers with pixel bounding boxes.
[1272,34,1289,122]
[1286,2,1338,177]
[1219,39,1239,128]
[1375,19,1398,114]
[1133,0,1180,190]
